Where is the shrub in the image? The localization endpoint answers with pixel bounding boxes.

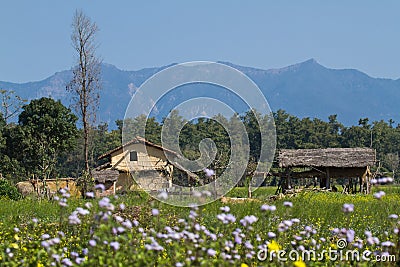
[0,178,22,200]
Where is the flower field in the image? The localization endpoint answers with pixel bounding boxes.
[0,186,399,266]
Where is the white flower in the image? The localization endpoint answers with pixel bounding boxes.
[204,168,215,177]
[157,191,168,200]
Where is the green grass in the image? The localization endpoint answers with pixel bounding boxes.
[0,186,399,266]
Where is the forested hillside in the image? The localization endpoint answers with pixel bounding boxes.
[1,98,398,184]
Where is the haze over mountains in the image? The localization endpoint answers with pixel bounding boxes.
[1,59,399,127]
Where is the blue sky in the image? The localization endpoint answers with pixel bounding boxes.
[1,1,399,82]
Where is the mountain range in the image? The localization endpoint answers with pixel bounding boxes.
[1,59,399,127]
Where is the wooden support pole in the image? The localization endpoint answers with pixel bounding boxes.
[326,167,330,189]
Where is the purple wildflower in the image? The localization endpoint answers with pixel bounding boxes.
[381,241,394,247]
[110,241,120,250]
[207,248,217,256]
[283,201,293,207]
[61,258,73,267]
[85,192,95,198]
[99,197,110,207]
[59,199,68,207]
[373,191,385,200]
[267,232,276,238]
[41,234,50,240]
[244,241,253,249]
[240,215,258,226]
[152,209,160,216]
[49,238,60,245]
[94,184,105,191]
[76,207,90,216]
[89,240,97,247]
[261,204,276,211]
[217,213,236,224]
[342,203,354,213]
[122,219,133,229]
[41,241,50,249]
[75,258,85,264]
[234,235,242,244]
[68,213,81,225]
[346,229,355,243]
[220,206,230,212]
[70,251,79,258]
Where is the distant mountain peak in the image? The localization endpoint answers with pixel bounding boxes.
[0,59,399,128]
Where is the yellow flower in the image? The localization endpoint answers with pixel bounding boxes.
[267,240,281,252]
[241,264,249,267]
[10,243,19,249]
[37,262,44,267]
[294,258,306,267]
[14,234,20,241]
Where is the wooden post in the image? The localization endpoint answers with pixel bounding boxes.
[326,167,330,189]
[284,168,291,192]
[248,176,252,198]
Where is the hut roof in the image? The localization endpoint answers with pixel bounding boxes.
[278,148,376,168]
[98,136,178,160]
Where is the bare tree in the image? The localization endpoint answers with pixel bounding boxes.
[0,89,26,124]
[67,10,101,173]
[385,152,399,179]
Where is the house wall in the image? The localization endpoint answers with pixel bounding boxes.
[115,172,135,192]
[110,143,172,172]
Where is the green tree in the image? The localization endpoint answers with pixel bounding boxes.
[18,97,78,180]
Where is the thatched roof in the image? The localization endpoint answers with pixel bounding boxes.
[92,169,119,183]
[278,148,376,168]
[98,136,178,160]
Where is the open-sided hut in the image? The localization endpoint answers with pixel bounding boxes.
[96,136,198,194]
[278,148,376,194]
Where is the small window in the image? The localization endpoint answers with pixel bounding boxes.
[130,151,138,161]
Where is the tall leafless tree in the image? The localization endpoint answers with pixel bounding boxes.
[67,10,101,173]
[0,89,26,124]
